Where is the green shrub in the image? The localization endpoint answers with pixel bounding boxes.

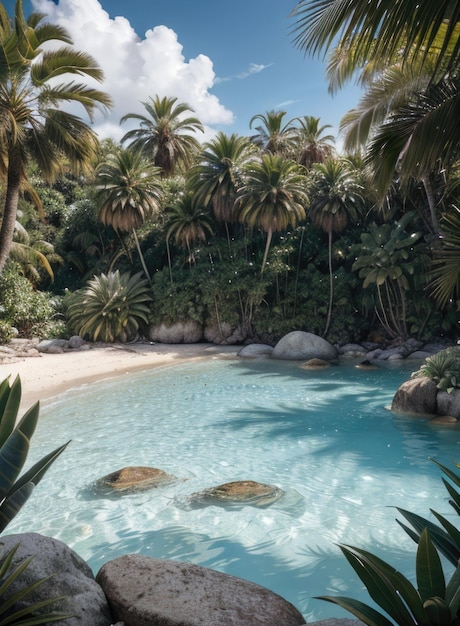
[413,346,460,392]
[65,270,153,342]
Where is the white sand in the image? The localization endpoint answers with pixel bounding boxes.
[0,343,240,411]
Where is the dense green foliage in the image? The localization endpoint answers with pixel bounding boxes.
[413,347,460,392]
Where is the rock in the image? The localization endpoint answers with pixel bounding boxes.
[437,389,460,419]
[148,321,203,344]
[406,350,433,360]
[95,466,176,493]
[272,331,337,361]
[204,322,238,344]
[186,480,284,508]
[431,415,458,424]
[311,620,363,626]
[96,555,306,626]
[391,377,438,415]
[68,335,86,349]
[238,343,274,358]
[299,358,330,370]
[355,359,378,370]
[338,343,366,357]
[36,338,70,353]
[0,533,112,626]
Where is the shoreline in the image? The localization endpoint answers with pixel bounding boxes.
[0,342,240,411]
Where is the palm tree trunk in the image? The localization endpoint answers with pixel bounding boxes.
[261,228,273,275]
[324,229,333,336]
[0,151,22,274]
[132,229,152,285]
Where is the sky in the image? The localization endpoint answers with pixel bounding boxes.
[8,0,363,146]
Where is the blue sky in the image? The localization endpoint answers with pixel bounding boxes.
[11,0,362,146]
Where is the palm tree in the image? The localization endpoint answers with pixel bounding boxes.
[249,110,298,154]
[0,0,111,274]
[293,115,335,168]
[235,154,308,274]
[309,158,364,335]
[96,148,163,283]
[121,96,204,177]
[165,192,214,277]
[291,0,460,81]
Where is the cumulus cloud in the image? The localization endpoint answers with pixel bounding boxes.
[32,0,234,141]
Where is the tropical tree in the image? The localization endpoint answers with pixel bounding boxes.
[309,157,364,335]
[121,96,204,177]
[293,115,335,168]
[0,0,111,274]
[249,110,298,155]
[235,154,308,274]
[165,191,214,277]
[95,148,163,283]
[430,206,460,309]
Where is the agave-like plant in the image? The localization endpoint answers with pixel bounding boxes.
[66,270,153,342]
[0,376,68,533]
[412,347,460,393]
[0,543,72,624]
[316,460,460,625]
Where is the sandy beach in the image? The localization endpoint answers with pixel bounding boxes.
[0,342,240,411]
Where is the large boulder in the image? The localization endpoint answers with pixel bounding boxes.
[238,343,274,358]
[0,533,112,626]
[391,377,438,415]
[97,555,306,626]
[437,389,460,419]
[148,321,203,344]
[271,331,337,361]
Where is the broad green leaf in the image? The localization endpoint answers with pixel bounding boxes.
[416,529,445,602]
[0,377,22,446]
[316,595,394,626]
[0,482,34,533]
[423,596,452,626]
[13,441,70,492]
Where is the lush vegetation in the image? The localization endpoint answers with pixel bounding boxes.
[0,0,458,348]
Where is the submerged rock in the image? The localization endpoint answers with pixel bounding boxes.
[299,358,330,370]
[184,480,284,509]
[95,466,176,493]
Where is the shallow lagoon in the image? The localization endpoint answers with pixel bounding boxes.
[7,356,460,622]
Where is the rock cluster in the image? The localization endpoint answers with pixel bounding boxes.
[391,376,460,422]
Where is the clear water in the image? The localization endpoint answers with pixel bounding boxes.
[6,356,460,622]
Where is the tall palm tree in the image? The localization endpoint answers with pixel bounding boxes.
[309,158,364,335]
[249,110,298,154]
[0,0,111,274]
[165,192,214,277]
[293,115,335,168]
[121,96,204,177]
[235,154,308,274]
[96,148,163,283]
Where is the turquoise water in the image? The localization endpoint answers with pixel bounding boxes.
[7,356,460,622]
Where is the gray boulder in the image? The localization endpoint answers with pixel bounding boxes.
[97,555,306,626]
[391,377,438,415]
[238,343,273,358]
[36,338,69,354]
[148,321,203,344]
[0,533,112,626]
[272,331,337,361]
[437,389,460,419]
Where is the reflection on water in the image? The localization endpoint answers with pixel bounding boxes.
[6,357,460,622]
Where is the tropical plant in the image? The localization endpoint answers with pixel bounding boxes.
[352,212,430,339]
[165,191,214,276]
[249,110,298,154]
[65,270,153,342]
[0,375,68,532]
[430,206,460,308]
[412,347,460,392]
[0,0,111,273]
[309,157,364,335]
[235,154,308,273]
[11,221,59,285]
[316,460,460,625]
[0,543,71,623]
[96,148,163,283]
[121,95,204,177]
[293,115,335,168]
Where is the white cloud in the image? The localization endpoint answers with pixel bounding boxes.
[32,0,234,141]
[215,62,273,84]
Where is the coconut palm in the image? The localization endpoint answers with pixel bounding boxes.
[249,110,298,155]
[165,192,214,277]
[293,115,335,168]
[235,154,308,274]
[95,148,163,283]
[0,0,111,274]
[121,96,204,177]
[291,0,460,81]
[309,158,364,335]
